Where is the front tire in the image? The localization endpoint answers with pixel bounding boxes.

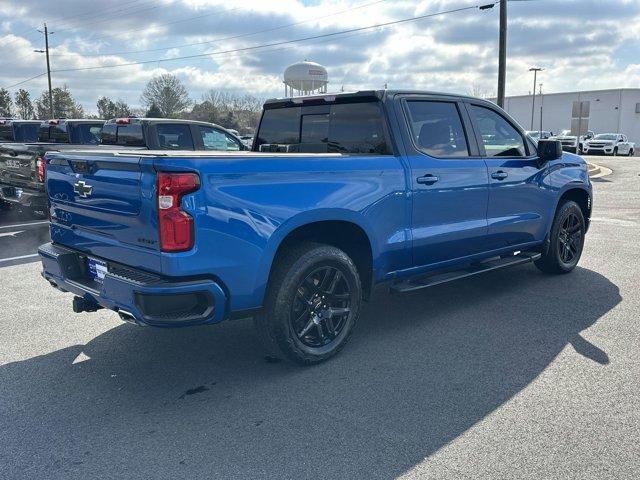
[535,200,585,274]
[628,149,634,157]
[613,147,618,156]
[254,242,362,365]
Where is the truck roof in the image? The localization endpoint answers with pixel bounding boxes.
[0,119,42,124]
[104,117,227,129]
[263,89,492,108]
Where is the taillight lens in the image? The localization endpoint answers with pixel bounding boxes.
[157,172,200,252]
[36,156,45,183]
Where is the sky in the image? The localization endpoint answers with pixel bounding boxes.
[1,0,639,114]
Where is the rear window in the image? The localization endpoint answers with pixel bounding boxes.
[15,123,40,142]
[101,123,145,147]
[38,124,69,143]
[73,124,102,145]
[256,101,391,155]
[0,125,13,141]
[156,123,194,150]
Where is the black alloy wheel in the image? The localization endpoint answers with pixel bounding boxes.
[557,212,582,265]
[291,266,352,348]
[254,242,362,365]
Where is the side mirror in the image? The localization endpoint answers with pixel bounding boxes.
[538,139,562,164]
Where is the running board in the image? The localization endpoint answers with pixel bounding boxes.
[390,251,542,293]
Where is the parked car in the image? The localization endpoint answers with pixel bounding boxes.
[0,119,105,216]
[101,117,248,151]
[552,129,595,154]
[0,118,42,144]
[525,130,551,140]
[239,135,254,148]
[39,90,591,364]
[0,117,248,216]
[583,133,635,156]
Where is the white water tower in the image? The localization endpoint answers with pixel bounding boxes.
[283,61,328,96]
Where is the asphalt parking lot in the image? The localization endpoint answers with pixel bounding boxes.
[0,155,638,479]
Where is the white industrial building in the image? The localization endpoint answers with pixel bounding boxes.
[502,88,640,144]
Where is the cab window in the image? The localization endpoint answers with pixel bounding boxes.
[199,126,241,151]
[156,124,194,150]
[469,105,526,157]
[404,100,469,157]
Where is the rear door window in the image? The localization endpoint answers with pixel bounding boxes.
[404,101,469,157]
[156,124,194,150]
[199,126,241,151]
[469,105,526,157]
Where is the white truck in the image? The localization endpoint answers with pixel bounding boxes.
[583,133,635,156]
[552,129,594,154]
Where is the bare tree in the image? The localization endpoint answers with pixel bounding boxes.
[188,90,264,133]
[140,74,191,118]
[468,83,494,100]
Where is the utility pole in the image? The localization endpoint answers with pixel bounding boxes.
[529,67,542,130]
[497,0,507,107]
[35,23,54,118]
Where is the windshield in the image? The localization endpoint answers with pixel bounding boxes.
[594,134,617,140]
[527,131,540,139]
[559,130,572,136]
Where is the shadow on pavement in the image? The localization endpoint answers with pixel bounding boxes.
[0,265,620,479]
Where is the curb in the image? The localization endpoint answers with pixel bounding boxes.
[587,163,612,179]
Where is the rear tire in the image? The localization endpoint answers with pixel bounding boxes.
[0,200,11,212]
[254,242,362,365]
[535,200,585,274]
[629,149,634,157]
[613,147,618,156]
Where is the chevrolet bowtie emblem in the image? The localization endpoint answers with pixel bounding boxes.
[74,180,93,198]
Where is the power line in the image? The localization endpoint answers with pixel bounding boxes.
[52,3,495,73]
[1,73,47,90]
[52,0,389,58]
[83,4,246,46]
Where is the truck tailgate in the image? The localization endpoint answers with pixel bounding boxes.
[0,144,41,189]
[46,151,162,271]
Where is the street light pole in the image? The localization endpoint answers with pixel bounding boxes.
[497,0,507,107]
[35,23,54,118]
[539,83,543,135]
[529,67,542,130]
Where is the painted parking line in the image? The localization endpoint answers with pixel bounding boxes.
[0,230,24,238]
[0,220,49,229]
[0,253,40,264]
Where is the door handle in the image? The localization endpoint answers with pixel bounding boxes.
[491,171,508,180]
[417,174,439,185]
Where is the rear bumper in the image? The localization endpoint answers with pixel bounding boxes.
[38,242,228,327]
[0,183,46,209]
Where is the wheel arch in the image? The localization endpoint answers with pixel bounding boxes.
[555,186,592,232]
[257,211,377,303]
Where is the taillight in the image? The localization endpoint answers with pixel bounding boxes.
[36,156,46,183]
[157,172,200,252]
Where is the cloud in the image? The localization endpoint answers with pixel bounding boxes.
[1,0,639,114]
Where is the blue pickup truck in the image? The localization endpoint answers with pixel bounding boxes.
[39,91,592,364]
